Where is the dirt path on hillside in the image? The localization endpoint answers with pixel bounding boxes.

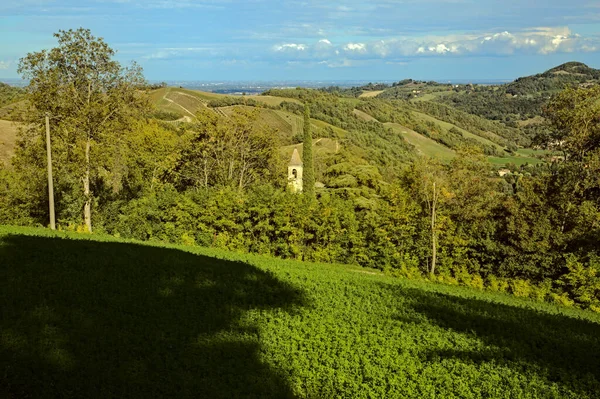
[163,90,197,119]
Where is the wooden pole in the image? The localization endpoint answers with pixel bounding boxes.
[45,114,56,230]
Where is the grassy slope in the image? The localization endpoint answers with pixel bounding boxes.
[358,90,384,98]
[412,110,505,152]
[280,138,340,163]
[352,108,378,122]
[1,226,599,398]
[0,120,21,165]
[411,91,456,102]
[384,122,456,161]
[150,87,300,114]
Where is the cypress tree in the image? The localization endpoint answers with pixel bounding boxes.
[303,104,315,197]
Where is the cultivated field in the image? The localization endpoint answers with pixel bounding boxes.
[1,226,599,398]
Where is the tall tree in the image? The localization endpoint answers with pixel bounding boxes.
[302,104,315,197]
[18,28,147,232]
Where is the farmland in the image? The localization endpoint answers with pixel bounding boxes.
[1,226,599,398]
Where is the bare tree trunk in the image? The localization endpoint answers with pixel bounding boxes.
[83,138,92,233]
[239,164,245,190]
[430,182,437,276]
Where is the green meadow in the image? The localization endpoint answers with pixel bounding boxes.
[1,226,599,398]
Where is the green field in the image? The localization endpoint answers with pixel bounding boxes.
[2,226,599,398]
[412,111,505,152]
[384,122,456,161]
[353,108,378,122]
[411,90,456,102]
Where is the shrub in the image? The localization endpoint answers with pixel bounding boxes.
[509,279,532,297]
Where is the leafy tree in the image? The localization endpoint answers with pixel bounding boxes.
[544,85,600,161]
[17,28,148,232]
[303,104,315,197]
[171,108,280,191]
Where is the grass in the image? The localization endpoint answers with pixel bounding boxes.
[488,155,545,166]
[0,119,21,165]
[280,137,340,162]
[149,87,301,112]
[2,226,599,398]
[352,108,378,122]
[411,90,456,102]
[358,90,384,98]
[412,111,505,152]
[384,122,456,161]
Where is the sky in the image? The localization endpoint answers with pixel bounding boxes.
[1,0,600,81]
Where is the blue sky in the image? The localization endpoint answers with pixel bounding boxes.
[1,0,600,81]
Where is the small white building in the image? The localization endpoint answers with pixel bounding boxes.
[288,148,303,193]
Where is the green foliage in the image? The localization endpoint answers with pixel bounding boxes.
[17,28,149,232]
[559,255,600,310]
[2,226,600,398]
[0,82,24,108]
[169,108,281,191]
[4,49,600,317]
[434,62,600,134]
[302,104,315,197]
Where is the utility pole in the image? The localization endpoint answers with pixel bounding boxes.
[45,114,56,230]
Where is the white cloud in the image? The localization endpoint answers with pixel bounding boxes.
[343,42,366,52]
[0,61,10,70]
[267,26,600,66]
[273,43,307,52]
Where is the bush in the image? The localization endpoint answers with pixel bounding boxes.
[509,279,532,297]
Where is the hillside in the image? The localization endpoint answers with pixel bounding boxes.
[0,82,24,109]
[433,62,600,135]
[0,120,20,165]
[148,85,552,170]
[1,226,599,398]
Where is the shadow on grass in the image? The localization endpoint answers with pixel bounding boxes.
[0,234,305,398]
[388,285,600,396]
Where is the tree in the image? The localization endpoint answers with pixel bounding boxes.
[544,85,600,162]
[17,28,147,232]
[171,108,279,191]
[302,104,315,197]
[404,158,450,276]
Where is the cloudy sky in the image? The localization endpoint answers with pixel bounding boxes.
[1,0,600,81]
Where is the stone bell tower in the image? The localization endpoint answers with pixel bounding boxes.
[287,148,303,193]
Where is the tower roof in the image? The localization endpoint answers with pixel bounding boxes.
[289,148,303,166]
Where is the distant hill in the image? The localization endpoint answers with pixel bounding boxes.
[505,62,600,96]
[429,62,600,141]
